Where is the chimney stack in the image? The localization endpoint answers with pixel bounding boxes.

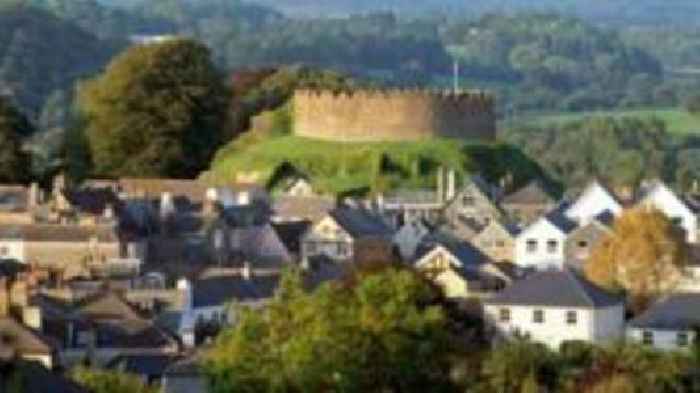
[437,167,445,203]
[0,277,8,317]
[446,169,456,201]
[241,261,253,280]
[28,182,40,209]
[22,306,42,331]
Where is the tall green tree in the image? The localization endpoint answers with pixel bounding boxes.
[78,38,228,177]
[71,367,158,393]
[206,266,454,393]
[0,96,30,182]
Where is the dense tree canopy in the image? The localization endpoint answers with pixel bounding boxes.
[206,266,455,393]
[78,38,228,177]
[585,207,688,312]
[0,97,31,182]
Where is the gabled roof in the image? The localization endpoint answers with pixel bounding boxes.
[272,221,312,254]
[484,269,622,308]
[0,224,120,243]
[191,273,280,308]
[0,185,28,212]
[0,360,89,393]
[329,207,393,238]
[0,317,54,355]
[629,293,700,330]
[635,180,693,213]
[520,211,577,237]
[77,291,143,321]
[501,180,554,206]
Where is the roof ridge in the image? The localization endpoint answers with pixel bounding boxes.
[564,268,596,307]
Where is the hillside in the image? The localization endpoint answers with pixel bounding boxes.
[202,132,542,196]
[0,4,121,117]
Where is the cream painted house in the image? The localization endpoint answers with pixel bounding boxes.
[484,270,625,349]
[413,242,510,300]
[301,208,394,264]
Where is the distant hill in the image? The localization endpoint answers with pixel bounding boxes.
[0,4,121,117]
[243,0,700,25]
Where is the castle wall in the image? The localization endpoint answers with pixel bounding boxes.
[293,89,496,142]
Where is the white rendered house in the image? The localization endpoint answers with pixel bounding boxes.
[565,180,622,225]
[484,269,625,349]
[636,181,697,243]
[627,293,700,352]
[514,214,576,270]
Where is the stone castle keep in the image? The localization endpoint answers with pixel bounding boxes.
[293,89,496,142]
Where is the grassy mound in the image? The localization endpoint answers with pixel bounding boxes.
[202,132,543,196]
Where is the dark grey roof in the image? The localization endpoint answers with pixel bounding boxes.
[629,293,700,330]
[545,211,578,234]
[107,354,182,377]
[164,353,203,376]
[330,207,393,238]
[414,239,490,281]
[484,269,623,308]
[192,274,279,308]
[0,360,89,393]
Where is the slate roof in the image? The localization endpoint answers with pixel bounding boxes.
[501,181,554,205]
[544,211,578,234]
[191,274,280,308]
[0,360,89,393]
[329,207,393,238]
[484,269,622,308]
[0,185,28,212]
[0,317,54,355]
[272,196,335,222]
[107,354,182,377]
[0,224,119,243]
[629,293,700,330]
[414,239,491,281]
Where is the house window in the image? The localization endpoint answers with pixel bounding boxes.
[481,241,493,248]
[496,240,505,248]
[566,311,577,325]
[533,310,544,323]
[526,240,537,253]
[462,195,475,206]
[677,332,689,347]
[578,241,588,248]
[642,331,654,345]
[499,308,510,322]
[547,240,558,254]
[0,246,7,257]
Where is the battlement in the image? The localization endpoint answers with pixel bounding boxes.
[293,88,496,142]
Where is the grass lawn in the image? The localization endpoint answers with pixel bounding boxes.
[504,108,700,135]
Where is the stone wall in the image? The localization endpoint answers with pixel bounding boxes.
[293,89,496,142]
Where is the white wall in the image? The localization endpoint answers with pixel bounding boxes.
[565,182,622,225]
[515,219,566,270]
[639,185,697,243]
[485,304,624,349]
[0,239,24,262]
[627,328,697,352]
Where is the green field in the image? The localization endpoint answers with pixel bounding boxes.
[505,108,700,135]
[201,133,539,195]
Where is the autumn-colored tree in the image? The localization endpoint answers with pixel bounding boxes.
[585,207,688,311]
